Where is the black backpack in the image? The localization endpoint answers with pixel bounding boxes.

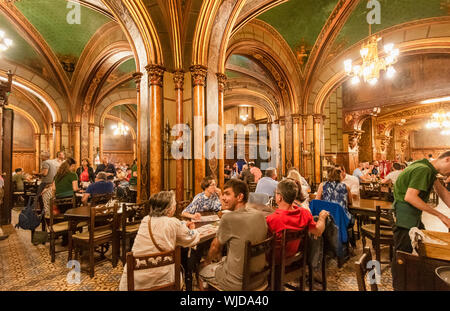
[15,196,42,231]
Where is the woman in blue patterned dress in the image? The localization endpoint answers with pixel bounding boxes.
[316,167,353,220]
[182,176,222,220]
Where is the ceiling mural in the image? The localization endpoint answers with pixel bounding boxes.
[335,0,450,51]
[258,0,339,67]
[15,0,112,75]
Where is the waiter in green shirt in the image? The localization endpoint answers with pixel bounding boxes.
[392,151,450,289]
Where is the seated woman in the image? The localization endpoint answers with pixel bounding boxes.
[316,167,353,221]
[181,176,222,220]
[119,191,200,291]
[52,158,79,213]
[76,158,95,189]
[286,168,310,211]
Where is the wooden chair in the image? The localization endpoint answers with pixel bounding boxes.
[90,192,113,205]
[242,235,276,291]
[248,182,257,193]
[47,197,85,263]
[72,203,119,277]
[276,228,310,291]
[354,246,378,291]
[119,201,150,264]
[176,200,191,218]
[126,246,181,291]
[361,205,394,264]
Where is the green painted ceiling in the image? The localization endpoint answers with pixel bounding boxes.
[258,0,339,50]
[226,54,267,77]
[116,58,136,75]
[15,0,112,62]
[0,16,45,75]
[225,69,246,79]
[336,0,450,50]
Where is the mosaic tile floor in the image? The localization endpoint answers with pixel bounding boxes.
[0,210,392,291]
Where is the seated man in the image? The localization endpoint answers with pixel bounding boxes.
[81,172,114,205]
[381,162,402,185]
[255,167,278,197]
[12,168,30,192]
[199,179,268,291]
[266,179,328,264]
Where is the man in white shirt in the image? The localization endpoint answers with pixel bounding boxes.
[338,165,360,207]
[381,162,402,185]
[255,168,278,197]
[353,162,370,182]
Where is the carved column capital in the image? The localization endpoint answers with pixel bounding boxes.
[52,122,62,129]
[173,70,185,90]
[99,126,104,134]
[145,64,165,87]
[313,114,326,124]
[133,72,143,92]
[216,73,227,92]
[190,65,207,86]
[88,123,96,132]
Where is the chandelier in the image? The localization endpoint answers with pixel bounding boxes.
[111,107,129,136]
[425,110,450,135]
[0,30,13,52]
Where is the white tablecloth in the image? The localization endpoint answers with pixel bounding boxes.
[422,200,450,232]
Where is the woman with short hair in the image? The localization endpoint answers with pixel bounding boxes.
[181,176,222,220]
[119,191,200,291]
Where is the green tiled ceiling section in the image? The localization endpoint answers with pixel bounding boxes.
[336,0,449,50]
[116,58,136,75]
[225,69,246,79]
[0,15,44,74]
[15,0,111,61]
[258,0,339,50]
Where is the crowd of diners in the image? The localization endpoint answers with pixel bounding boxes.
[0,151,138,242]
[118,152,450,291]
[1,151,450,291]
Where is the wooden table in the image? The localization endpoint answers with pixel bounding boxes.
[349,199,392,217]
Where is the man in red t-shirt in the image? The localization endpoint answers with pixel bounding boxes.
[266,179,329,263]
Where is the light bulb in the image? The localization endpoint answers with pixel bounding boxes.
[368,78,378,85]
[386,66,396,78]
[352,65,361,75]
[384,43,394,53]
[351,76,360,85]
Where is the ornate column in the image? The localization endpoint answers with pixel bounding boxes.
[34,133,40,173]
[279,117,286,176]
[52,122,62,155]
[217,73,227,188]
[133,72,147,202]
[292,114,301,170]
[47,133,54,159]
[174,70,185,202]
[72,122,81,164]
[190,65,207,195]
[146,64,165,195]
[313,114,325,185]
[343,130,363,173]
[88,123,95,164]
[301,115,308,176]
[99,125,104,160]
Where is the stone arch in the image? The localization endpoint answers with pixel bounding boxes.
[94,91,137,126]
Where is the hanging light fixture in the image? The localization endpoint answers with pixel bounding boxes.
[0,30,13,53]
[343,4,399,86]
[111,106,129,136]
[425,110,450,135]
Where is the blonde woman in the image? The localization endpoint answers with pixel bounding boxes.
[286,168,311,210]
